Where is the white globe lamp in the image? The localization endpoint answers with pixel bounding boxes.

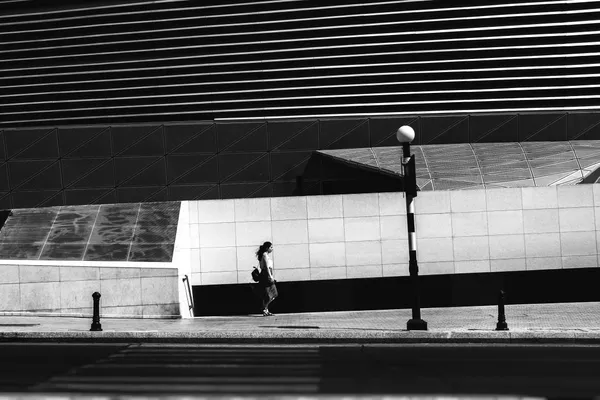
[396,125,415,143]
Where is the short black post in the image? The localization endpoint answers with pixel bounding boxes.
[496,290,508,331]
[90,292,102,332]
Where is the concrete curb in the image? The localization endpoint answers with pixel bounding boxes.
[1,330,600,344]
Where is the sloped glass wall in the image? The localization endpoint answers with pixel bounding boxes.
[318,140,600,191]
[0,202,180,262]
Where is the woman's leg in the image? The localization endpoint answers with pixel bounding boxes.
[264,287,276,315]
[262,292,271,315]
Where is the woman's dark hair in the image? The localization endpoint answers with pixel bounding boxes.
[256,241,272,261]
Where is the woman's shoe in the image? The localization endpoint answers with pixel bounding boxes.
[265,311,274,316]
[262,310,269,317]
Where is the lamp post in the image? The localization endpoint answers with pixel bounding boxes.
[397,125,427,331]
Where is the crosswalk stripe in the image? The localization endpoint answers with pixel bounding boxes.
[35,345,326,394]
[47,376,321,383]
[82,363,321,369]
[40,383,320,393]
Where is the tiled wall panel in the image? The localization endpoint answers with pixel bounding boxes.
[2,113,600,208]
[179,184,600,286]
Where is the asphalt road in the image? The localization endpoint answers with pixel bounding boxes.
[1,343,600,398]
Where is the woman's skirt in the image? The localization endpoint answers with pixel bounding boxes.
[264,282,278,301]
[255,281,278,307]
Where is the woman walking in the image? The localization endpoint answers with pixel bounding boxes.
[256,241,278,316]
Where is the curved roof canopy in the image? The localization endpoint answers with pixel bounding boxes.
[317,141,600,191]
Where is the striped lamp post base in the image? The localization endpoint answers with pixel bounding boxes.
[402,138,428,331]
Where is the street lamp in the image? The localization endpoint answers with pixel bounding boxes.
[396,125,427,331]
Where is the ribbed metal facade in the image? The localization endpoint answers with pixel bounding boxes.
[2,0,600,126]
[1,1,600,208]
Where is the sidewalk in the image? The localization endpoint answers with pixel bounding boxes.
[1,302,599,344]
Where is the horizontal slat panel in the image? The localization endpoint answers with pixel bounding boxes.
[1,0,600,127]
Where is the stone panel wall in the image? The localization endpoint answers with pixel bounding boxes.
[0,264,179,318]
[177,185,600,286]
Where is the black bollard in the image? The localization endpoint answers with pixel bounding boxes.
[90,292,102,332]
[496,290,508,331]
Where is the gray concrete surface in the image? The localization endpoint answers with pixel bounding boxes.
[0,302,599,343]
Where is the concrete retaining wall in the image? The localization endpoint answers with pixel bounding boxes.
[0,264,179,318]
